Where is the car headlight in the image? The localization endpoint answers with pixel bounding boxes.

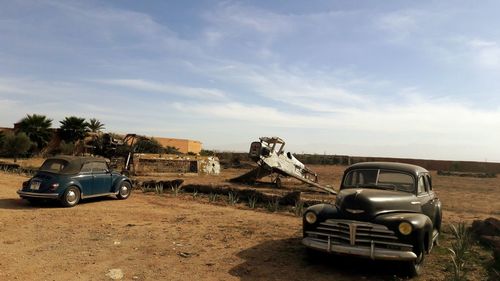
[305,212,317,224]
[398,222,413,235]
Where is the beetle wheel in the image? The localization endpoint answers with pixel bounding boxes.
[61,186,80,207]
[117,181,131,200]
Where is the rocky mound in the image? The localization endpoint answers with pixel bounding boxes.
[471,217,500,268]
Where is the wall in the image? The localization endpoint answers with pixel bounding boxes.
[154,137,202,154]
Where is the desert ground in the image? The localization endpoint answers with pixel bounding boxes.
[0,163,498,280]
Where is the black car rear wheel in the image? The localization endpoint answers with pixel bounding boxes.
[116,182,131,200]
[61,186,80,207]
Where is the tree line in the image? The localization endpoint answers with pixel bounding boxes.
[0,114,178,161]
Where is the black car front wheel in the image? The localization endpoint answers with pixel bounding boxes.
[116,182,131,200]
[61,186,80,207]
[406,249,425,277]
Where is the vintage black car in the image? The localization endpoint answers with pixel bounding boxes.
[302,162,442,276]
[17,156,132,207]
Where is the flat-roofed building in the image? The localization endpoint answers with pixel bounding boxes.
[154,137,202,154]
[0,127,14,134]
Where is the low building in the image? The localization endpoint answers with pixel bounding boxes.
[0,127,14,134]
[154,137,202,154]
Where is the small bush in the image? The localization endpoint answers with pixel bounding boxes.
[208,193,218,203]
[155,183,164,194]
[227,192,239,205]
[266,197,280,212]
[247,195,258,209]
[294,200,305,216]
[59,141,75,155]
[170,183,182,196]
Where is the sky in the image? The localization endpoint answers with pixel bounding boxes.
[1,0,500,161]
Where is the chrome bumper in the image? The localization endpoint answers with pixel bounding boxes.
[17,190,60,199]
[302,237,417,261]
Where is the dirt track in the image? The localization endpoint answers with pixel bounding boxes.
[0,167,497,280]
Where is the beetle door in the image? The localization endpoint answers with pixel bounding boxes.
[91,162,112,194]
[77,163,94,196]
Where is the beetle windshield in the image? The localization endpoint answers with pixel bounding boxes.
[343,169,415,193]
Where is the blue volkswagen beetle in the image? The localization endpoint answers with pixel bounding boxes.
[17,156,132,207]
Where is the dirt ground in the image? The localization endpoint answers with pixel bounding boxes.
[0,164,498,280]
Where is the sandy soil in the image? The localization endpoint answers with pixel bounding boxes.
[0,164,497,280]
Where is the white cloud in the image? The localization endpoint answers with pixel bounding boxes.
[170,95,500,146]
[203,30,224,47]
[376,10,421,40]
[204,3,293,35]
[194,63,369,113]
[467,39,500,69]
[96,79,226,100]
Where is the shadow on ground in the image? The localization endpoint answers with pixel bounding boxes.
[0,198,34,210]
[229,237,412,281]
[0,196,117,210]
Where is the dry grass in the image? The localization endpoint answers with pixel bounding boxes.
[0,157,45,168]
[2,159,497,280]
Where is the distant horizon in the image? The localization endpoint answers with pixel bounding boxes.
[1,118,497,163]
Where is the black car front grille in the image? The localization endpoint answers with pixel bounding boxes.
[306,219,413,250]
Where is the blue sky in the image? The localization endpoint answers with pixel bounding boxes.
[1,0,500,161]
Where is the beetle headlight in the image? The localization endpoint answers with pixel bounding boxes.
[398,222,413,235]
[305,212,317,224]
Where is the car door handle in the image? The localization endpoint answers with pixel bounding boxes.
[411,201,421,205]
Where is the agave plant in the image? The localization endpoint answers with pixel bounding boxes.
[266,197,280,212]
[247,195,258,209]
[227,192,239,205]
[208,193,218,202]
[294,200,305,216]
[447,223,471,281]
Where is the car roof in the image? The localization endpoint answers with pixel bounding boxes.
[345,162,429,176]
[48,155,108,163]
[41,156,108,174]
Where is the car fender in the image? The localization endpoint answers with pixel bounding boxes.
[64,180,83,195]
[375,212,433,252]
[303,204,339,235]
[111,176,132,193]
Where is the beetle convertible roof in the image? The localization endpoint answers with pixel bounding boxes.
[40,156,108,174]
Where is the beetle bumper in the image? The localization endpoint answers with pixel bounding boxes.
[17,190,60,199]
[302,237,417,261]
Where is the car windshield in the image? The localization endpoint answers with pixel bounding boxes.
[343,169,415,193]
[39,159,71,174]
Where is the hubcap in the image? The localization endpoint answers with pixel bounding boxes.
[67,190,77,203]
[120,185,129,196]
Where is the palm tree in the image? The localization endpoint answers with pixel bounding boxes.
[0,131,5,148]
[17,114,53,151]
[88,118,105,133]
[59,116,89,143]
